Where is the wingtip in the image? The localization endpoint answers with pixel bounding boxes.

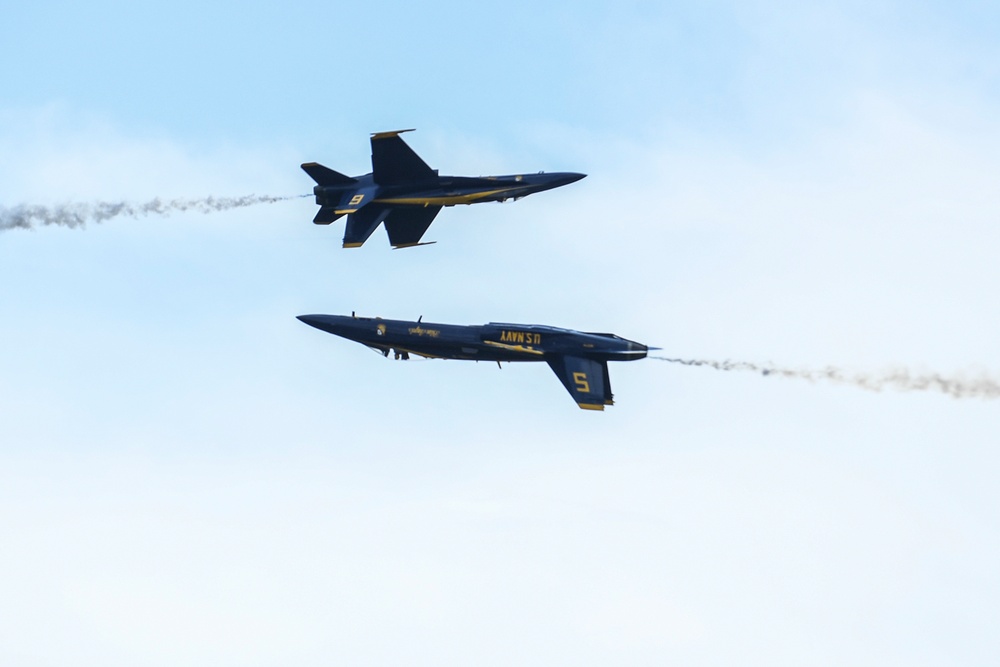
[392,241,437,249]
[371,128,417,140]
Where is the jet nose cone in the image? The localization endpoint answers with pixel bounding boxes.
[297,314,327,330]
[550,172,586,187]
[297,314,357,336]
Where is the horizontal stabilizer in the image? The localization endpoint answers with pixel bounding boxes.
[384,206,442,248]
[371,131,436,185]
[301,162,357,186]
[313,206,344,225]
[547,355,613,410]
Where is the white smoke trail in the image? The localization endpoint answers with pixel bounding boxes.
[651,356,1000,399]
[0,194,308,231]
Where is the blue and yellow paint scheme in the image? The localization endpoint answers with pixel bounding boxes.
[302,129,585,249]
[297,313,647,410]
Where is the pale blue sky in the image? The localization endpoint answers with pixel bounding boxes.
[2,2,1000,665]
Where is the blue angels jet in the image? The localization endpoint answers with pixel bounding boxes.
[297,313,648,410]
[301,129,586,249]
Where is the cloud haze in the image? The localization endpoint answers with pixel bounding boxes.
[3,2,1000,666]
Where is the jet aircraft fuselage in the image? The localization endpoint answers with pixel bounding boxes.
[313,172,584,209]
[302,129,585,248]
[297,313,647,410]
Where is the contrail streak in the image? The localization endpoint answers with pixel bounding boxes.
[651,356,1000,399]
[0,194,309,231]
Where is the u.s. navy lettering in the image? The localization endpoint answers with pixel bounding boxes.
[500,330,541,345]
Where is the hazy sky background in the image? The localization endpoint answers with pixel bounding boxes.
[2,1,1000,665]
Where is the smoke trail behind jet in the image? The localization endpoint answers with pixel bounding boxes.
[0,194,307,231]
[651,356,1000,399]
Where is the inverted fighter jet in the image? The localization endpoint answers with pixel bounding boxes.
[297,313,647,410]
[301,130,585,248]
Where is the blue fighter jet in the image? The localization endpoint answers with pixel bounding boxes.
[297,313,648,410]
[302,129,585,249]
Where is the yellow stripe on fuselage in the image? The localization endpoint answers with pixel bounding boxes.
[374,187,523,206]
[482,340,544,356]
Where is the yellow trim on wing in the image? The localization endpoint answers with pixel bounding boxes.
[483,340,545,356]
[392,241,437,249]
[343,242,364,248]
[578,403,605,411]
[371,128,416,139]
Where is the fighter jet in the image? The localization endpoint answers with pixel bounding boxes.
[301,129,586,249]
[297,313,648,410]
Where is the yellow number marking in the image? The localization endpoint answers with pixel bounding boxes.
[350,194,365,205]
[573,372,590,393]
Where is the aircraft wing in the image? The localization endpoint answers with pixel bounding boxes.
[343,206,391,248]
[383,206,442,248]
[371,129,436,185]
[546,356,614,410]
